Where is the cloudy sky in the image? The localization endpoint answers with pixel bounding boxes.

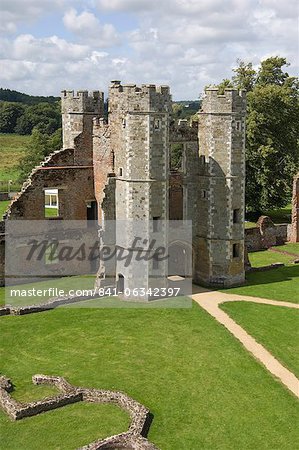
[0,0,298,99]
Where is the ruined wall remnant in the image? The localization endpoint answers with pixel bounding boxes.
[290,173,299,243]
[4,149,95,221]
[245,220,289,252]
[61,90,104,165]
[0,374,159,449]
[4,89,105,222]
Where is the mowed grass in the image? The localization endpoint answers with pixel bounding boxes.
[222,245,299,303]
[249,249,295,267]
[0,304,298,449]
[0,133,29,185]
[274,243,299,256]
[0,200,10,218]
[248,243,299,268]
[220,302,299,377]
[221,265,299,303]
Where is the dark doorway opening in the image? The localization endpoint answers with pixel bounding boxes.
[87,201,98,222]
[117,274,125,293]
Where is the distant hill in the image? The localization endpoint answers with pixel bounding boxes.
[0,88,60,105]
[172,100,200,121]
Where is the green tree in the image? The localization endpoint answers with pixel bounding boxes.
[0,102,25,133]
[232,59,256,92]
[257,57,290,86]
[216,78,233,94]
[18,128,62,182]
[15,102,61,135]
[217,57,299,212]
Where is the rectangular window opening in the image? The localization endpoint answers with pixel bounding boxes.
[170,143,183,171]
[153,217,160,232]
[45,189,59,218]
[154,118,161,130]
[236,121,242,131]
[45,242,59,265]
[153,253,160,270]
[233,243,240,258]
[233,209,240,224]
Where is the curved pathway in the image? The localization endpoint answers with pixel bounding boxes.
[191,288,299,399]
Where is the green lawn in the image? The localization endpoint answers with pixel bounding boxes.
[0,133,29,189]
[0,304,298,449]
[248,243,299,268]
[221,245,299,303]
[220,302,299,377]
[274,243,299,256]
[245,221,257,229]
[45,207,59,218]
[222,265,299,303]
[249,249,296,267]
[0,200,10,218]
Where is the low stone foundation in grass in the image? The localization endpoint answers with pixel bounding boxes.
[0,374,159,450]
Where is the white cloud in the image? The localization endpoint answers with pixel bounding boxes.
[0,0,69,34]
[0,34,89,62]
[96,0,160,12]
[63,8,119,47]
[0,0,297,99]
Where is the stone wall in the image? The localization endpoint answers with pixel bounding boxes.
[245,216,289,252]
[0,374,159,450]
[4,128,98,221]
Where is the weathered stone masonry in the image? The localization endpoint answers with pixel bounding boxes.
[0,83,248,289]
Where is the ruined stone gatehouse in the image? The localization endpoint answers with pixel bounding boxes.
[0,82,247,290]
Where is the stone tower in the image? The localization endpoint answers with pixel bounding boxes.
[193,87,246,287]
[107,81,172,297]
[61,90,104,165]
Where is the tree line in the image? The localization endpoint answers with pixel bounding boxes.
[0,101,61,135]
[0,88,59,105]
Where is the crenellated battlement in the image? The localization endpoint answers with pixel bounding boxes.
[109,81,172,114]
[61,90,104,115]
[201,87,246,114]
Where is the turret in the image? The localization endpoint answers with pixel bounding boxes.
[106,81,172,298]
[193,87,246,287]
[61,90,104,165]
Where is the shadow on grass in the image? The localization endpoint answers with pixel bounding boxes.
[245,265,299,287]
